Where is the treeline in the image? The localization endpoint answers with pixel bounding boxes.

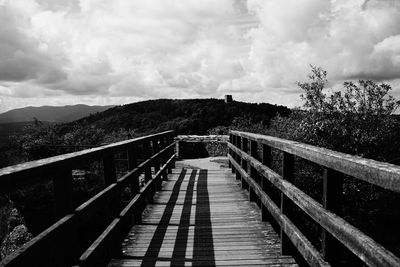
[2,99,290,164]
[73,98,290,135]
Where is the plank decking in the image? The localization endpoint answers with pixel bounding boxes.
[109,158,298,266]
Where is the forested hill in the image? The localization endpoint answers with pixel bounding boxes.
[68,98,291,135]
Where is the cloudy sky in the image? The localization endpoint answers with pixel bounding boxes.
[0,0,399,112]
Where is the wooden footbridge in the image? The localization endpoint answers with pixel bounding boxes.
[1,130,400,266]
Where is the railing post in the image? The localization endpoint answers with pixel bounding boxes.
[249,140,258,202]
[103,154,117,185]
[168,146,174,174]
[128,145,137,170]
[281,152,294,255]
[228,134,232,169]
[241,137,248,190]
[159,135,166,150]
[261,144,272,222]
[171,134,176,169]
[322,168,344,264]
[159,136,166,167]
[262,144,271,167]
[128,146,140,195]
[153,139,160,172]
[250,140,258,161]
[234,135,242,180]
[142,142,152,182]
[52,168,73,219]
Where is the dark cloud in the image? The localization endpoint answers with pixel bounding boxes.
[0,6,66,84]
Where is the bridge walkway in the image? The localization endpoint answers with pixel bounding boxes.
[109,158,298,266]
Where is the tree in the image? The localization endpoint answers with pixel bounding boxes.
[292,66,400,259]
[295,65,400,161]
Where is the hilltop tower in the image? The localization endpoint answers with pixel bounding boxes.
[224,95,233,103]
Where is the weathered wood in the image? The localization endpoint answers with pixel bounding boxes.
[79,219,123,267]
[78,153,176,266]
[127,146,137,171]
[229,155,329,267]
[262,144,272,167]
[229,143,400,267]
[281,152,295,255]
[321,168,344,264]
[261,144,272,222]
[103,154,117,185]
[0,131,175,267]
[250,140,258,159]
[52,168,74,219]
[230,130,400,192]
[113,163,298,267]
[0,131,173,195]
[176,135,229,143]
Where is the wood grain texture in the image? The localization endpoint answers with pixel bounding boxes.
[229,142,400,267]
[0,131,173,195]
[230,130,400,192]
[110,164,298,267]
[1,132,175,267]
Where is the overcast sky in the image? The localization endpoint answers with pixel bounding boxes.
[0,0,399,112]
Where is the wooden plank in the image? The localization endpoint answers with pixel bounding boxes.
[79,153,177,266]
[113,164,298,267]
[0,130,176,267]
[321,168,344,264]
[228,147,400,267]
[79,219,123,267]
[53,168,74,219]
[103,154,117,185]
[281,152,294,255]
[230,155,329,267]
[230,130,400,192]
[0,130,174,195]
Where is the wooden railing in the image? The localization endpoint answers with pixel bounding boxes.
[228,130,400,267]
[175,135,228,158]
[0,130,176,267]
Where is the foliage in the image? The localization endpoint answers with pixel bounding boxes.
[296,65,400,161]
[6,99,290,162]
[12,121,61,160]
[293,66,400,260]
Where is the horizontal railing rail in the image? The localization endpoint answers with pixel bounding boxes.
[228,130,400,267]
[0,130,176,267]
[175,134,229,143]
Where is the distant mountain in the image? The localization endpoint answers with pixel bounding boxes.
[0,104,114,123]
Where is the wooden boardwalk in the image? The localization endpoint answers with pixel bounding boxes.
[109,158,297,266]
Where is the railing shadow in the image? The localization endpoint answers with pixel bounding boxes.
[140,169,215,266]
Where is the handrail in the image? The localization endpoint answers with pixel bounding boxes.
[230,130,400,192]
[0,130,174,195]
[228,130,400,267]
[0,130,175,267]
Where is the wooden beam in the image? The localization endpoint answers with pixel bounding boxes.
[228,144,400,267]
[52,168,73,219]
[229,155,329,267]
[321,168,344,264]
[281,152,295,256]
[103,154,117,185]
[230,130,400,192]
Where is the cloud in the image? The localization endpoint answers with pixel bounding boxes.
[0,0,400,113]
[0,4,67,83]
[245,0,400,86]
